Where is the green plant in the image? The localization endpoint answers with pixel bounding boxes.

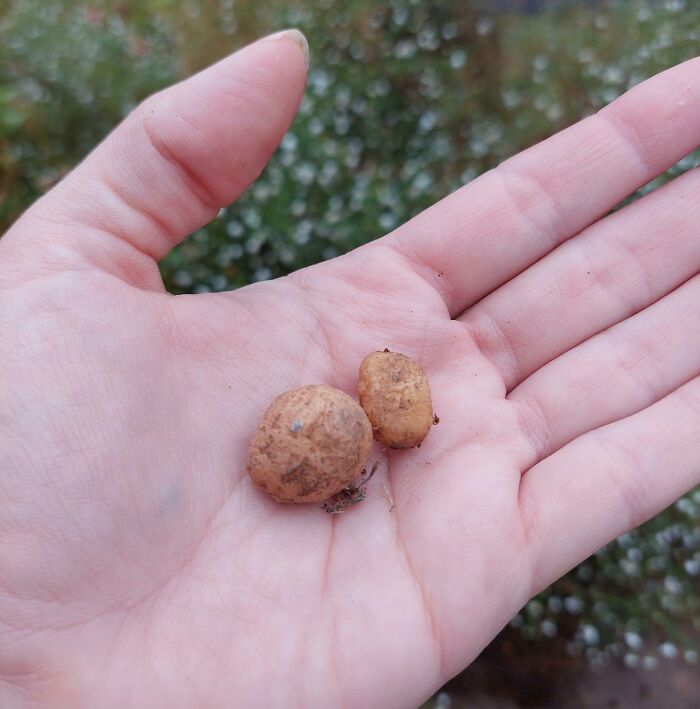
[0,0,178,227]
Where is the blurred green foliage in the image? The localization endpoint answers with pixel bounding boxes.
[0,0,178,225]
[1,0,699,668]
[516,491,700,668]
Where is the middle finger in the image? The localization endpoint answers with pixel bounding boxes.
[462,164,700,390]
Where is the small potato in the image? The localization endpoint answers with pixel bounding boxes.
[247,385,373,504]
[358,350,434,449]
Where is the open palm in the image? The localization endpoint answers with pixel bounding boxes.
[2,33,700,708]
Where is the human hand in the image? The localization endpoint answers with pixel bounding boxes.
[2,30,700,708]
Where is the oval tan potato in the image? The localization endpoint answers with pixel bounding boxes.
[247,385,373,504]
[358,351,433,449]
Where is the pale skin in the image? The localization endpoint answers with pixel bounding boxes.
[2,30,700,708]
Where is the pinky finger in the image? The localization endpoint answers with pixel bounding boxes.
[520,375,700,593]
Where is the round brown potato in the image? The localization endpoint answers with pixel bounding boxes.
[358,351,433,449]
[247,385,373,504]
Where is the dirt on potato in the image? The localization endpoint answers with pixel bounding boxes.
[246,385,373,504]
[358,350,434,449]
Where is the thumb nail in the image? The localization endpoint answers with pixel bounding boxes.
[262,28,310,70]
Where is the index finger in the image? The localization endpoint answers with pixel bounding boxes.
[384,57,700,316]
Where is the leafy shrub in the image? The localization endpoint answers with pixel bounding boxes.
[516,491,700,667]
[0,0,178,226]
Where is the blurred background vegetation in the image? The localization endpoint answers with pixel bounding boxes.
[2,0,699,703]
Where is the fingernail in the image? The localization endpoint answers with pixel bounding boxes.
[263,28,310,69]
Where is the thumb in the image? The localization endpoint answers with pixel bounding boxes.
[2,30,308,284]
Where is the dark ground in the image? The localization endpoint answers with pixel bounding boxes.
[426,629,700,709]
